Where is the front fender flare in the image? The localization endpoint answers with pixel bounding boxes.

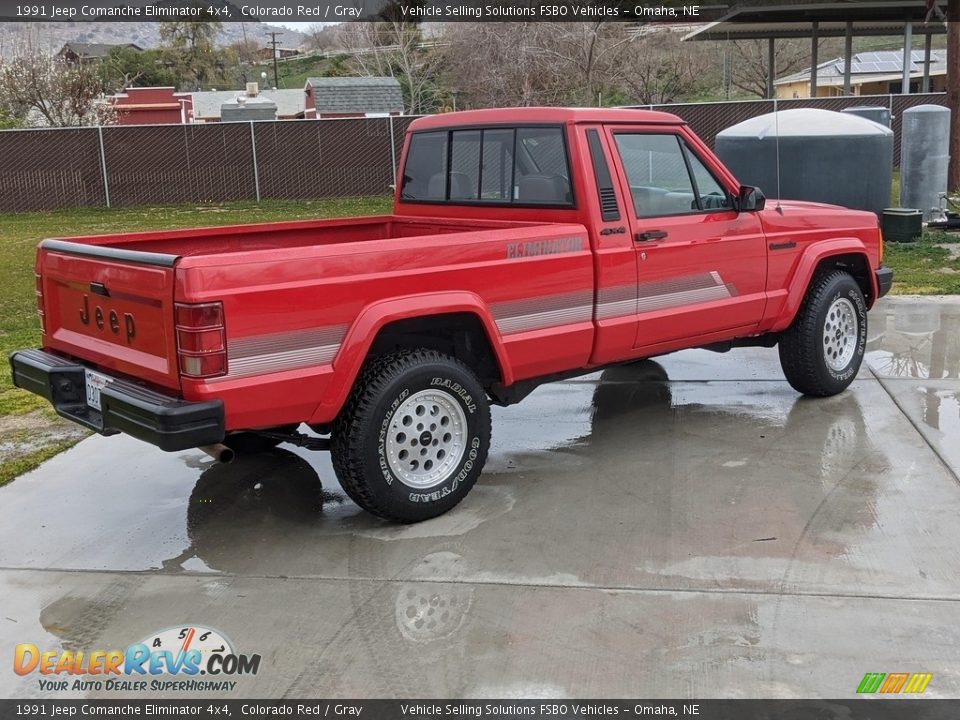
[778,238,877,330]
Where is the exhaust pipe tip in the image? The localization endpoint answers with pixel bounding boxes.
[199,443,235,464]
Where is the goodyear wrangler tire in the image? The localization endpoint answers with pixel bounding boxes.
[331,349,491,523]
[778,270,867,397]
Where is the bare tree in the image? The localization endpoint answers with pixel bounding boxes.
[619,31,716,105]
[442,22,634,108]
[526,23,633,105]
[441,24,556,108]
[730,38,817,98]
[302,23,333,53]
[338,21,446,114]
[0,43,116,127]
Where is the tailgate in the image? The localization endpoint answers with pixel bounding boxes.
[39,240,180,390]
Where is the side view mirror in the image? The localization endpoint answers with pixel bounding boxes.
[736,185,766,212]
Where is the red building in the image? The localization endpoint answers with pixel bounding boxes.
[108,87,193,125]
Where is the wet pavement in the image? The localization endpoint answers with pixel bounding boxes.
[2,296,960,698]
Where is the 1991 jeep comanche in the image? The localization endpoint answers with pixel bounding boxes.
[11,108,892,522]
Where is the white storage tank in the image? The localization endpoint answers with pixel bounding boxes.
[715,108,894,217]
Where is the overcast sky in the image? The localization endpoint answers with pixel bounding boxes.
[268,22,334,32]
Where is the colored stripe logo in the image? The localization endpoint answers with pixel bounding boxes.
[857,672,932,694]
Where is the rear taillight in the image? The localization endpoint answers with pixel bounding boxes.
[175,301,226,379]
[35,273,45,334]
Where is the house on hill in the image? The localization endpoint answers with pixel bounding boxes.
[57,43,143,64]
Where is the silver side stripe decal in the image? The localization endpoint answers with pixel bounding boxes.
[492,290,593,335]
[496,304,594,334]
[214,325,348,380]
[495,272,736,335]
[211,272,737,377]
[596,284,637,321]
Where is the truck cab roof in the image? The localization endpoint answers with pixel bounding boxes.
[408,106,686,131]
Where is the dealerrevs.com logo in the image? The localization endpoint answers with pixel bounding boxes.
[13,625,261,693]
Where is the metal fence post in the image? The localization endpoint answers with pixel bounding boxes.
[249,121,261,202]
[97,125,111,208]
[388,116,397,186]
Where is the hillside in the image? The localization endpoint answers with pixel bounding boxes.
[0,21,304,56]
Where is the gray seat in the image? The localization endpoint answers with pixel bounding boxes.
[517,174,567,204]
[427,172,475,200]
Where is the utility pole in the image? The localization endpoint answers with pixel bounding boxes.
[948,0,959,191]
[267,31,281,89]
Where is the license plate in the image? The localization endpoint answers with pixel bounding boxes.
[84,369,112,412]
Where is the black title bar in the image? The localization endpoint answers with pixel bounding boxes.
[0,700,958,719]
[0,0,947,23]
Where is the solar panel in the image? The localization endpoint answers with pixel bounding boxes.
[829,49,944,79]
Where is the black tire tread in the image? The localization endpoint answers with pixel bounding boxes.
[779,269,861,397]
[331,349,490,523]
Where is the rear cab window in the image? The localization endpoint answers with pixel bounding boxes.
[400,126,574,207]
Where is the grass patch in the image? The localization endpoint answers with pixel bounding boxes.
[0,437,83,487]
[885,229,960,295]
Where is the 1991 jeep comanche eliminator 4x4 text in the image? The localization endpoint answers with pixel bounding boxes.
[11,108,892,522]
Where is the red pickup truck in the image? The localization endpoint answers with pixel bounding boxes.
[11,107,891,522]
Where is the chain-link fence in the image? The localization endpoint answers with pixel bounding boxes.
[0,94,948,213]
[0,116,421,213]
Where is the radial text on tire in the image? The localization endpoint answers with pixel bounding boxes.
[778,270,868,397]
[331,349,492,523]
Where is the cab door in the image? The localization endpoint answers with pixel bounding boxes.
[604,126,768,351]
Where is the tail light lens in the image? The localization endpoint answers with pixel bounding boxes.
[175,302,226,379]
[35,273,45,334]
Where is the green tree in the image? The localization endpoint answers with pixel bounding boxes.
[159,21,224,90]
[98,47,178,92]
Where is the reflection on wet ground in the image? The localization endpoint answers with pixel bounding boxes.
[2,296,960,698]
[867,296,960,379]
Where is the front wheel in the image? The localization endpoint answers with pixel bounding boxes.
[779,270,867,397]
[331,349,491,523]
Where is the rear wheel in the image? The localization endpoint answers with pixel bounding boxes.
[331,349,491,523]
[779,270,867,396]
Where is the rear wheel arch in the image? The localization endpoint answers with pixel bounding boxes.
[368,312,503,388]
[313,296,511,425]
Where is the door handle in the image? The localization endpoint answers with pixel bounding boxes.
[635,230,668,242]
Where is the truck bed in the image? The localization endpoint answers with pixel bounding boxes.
[52,215,545,258]
[36,213,592,415]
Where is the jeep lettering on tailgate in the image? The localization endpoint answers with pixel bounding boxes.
[79,294,136,344]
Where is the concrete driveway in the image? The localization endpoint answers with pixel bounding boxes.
[1,296,959,699]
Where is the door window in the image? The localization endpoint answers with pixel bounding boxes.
[683,147,732,210]
[613,133,729,217]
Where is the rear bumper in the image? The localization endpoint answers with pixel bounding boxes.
[876,265,894,299]
[9,349,224,452]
